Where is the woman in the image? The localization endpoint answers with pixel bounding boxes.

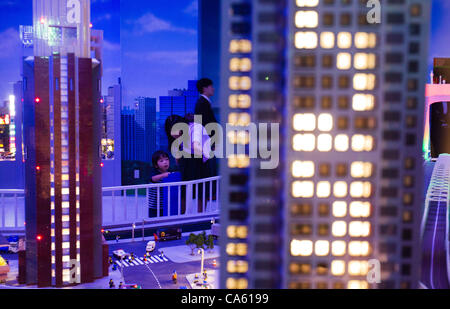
[165,114,212,213]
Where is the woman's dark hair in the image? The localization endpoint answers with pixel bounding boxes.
[196,78,213,94]
[152,150,169,168]
[165,114,189,148]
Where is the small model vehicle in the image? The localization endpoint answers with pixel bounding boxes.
[146,241,155,252]
[158,227,181,241]
[112,249,130,259]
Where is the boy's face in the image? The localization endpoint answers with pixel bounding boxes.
[157,156,170,172]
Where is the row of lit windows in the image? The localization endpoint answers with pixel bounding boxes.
[291,240,371,257]
[229,94,251,108]
[229,39,252,54]
[293,95,375,111]
[293,73,376,90]
[228,112,251,126]
[229,76,252,90]
[289,280,369,290]
[230,58,252,72]
[292,181,372,198]
[291,200,371,218]
[227,260,248,273]
[290,259,371,277]
[226,278,248,289]
[226,243,248,256]
[296,32,376,49]
[228,154,250,168]
[227,225,248,239]
[292,161,373,178]
[292,134,374,152]
[336,53,376,70]
[227,131,250,145]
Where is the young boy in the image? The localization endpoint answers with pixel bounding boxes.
[148,150,173,217]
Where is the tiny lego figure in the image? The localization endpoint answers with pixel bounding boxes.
[112,263,117,271]
[172,270,177,284]
[108,257,113,265]
[160,251,164,258]
[118,282,124,289]
[109,279,115,288]
[115,235,120,243]
[203,269,208,280]
[131,252,135,260]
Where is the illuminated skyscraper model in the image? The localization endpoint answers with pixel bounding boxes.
[20,0,106,287]
[220,0,430,289]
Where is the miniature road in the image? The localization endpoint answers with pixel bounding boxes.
[109,237,218,289]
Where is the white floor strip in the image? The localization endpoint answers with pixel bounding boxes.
[136,258,144,265]
[150,256,159,263]
[122,261,129,267]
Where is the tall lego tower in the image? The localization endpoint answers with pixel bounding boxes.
[21,0,103,287]
[219,0,430,289]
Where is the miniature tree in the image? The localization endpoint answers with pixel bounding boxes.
[206,234,215,252]
[186,233,197,255]
[195,232,205,251]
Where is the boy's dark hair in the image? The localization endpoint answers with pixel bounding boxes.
[196,78,213,94]
[152,150,169,168]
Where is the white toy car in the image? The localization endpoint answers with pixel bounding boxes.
[146,241,155,253]
[113,249,130,259]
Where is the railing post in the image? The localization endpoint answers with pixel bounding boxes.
[135,189,138,220]
[123,189,127,221]
[15,193,18,228]
[112,190,115,223]
[168,186,171,217]
[157,185,160,217]
[132,222,135,242]
[1,193,4,228]
[142,219,145,241]
[178,184,181,216]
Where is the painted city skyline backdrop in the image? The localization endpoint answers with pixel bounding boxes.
[1,0,449,104]
[0,0,198,106]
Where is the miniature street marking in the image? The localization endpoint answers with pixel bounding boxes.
[161,256,168,262]
[136,258,144,265]
[150,256,159,263]
[115,261,122,267]
[122,261,129,267]
[154,256,163,262]
[131,260,139,266]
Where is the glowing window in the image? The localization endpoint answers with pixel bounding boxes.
[332,221,347,237]
[337,53,352,70]
[320,32,335,49]
[226,278,248,289]
[349,201,371,217]
[229,76,252,90]
[335,134,349,152]
[318,113,333,131]
[229,39,252,53]
[236,243,248,256]
[353,73,376,90]
[293,134,315,151]
[292,181,314,198]
[348,261,369,276]
[229,58,252,72]
[348,280,369,289]
[317,134,332,152]
[292,161,315,178]
[293,113,316,131]
[331,260,346,276]
[350,181,372,198]
[315,240,330,256]
[295,11,318,28]
[295,32,318,49]
[349,221,371,237]
[317,181,331,198]
[351,162,373,178]
[354,32,376,49]
[354,53,376,70]
[351,135,374,152]
[332,201,347,217]
[291,239,313,256]
[228,154,250,168]
[333,181,348,198]
[229,94,251,109]
[296,0,319,6]
[349,241,370,256]
[352,94,375,111]
[228,113,251,126]
[332,241,346,256]
[337,32,352,49]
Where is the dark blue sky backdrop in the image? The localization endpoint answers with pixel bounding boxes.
[0,0,446,105]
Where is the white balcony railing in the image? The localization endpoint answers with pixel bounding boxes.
[0,176,220,232]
